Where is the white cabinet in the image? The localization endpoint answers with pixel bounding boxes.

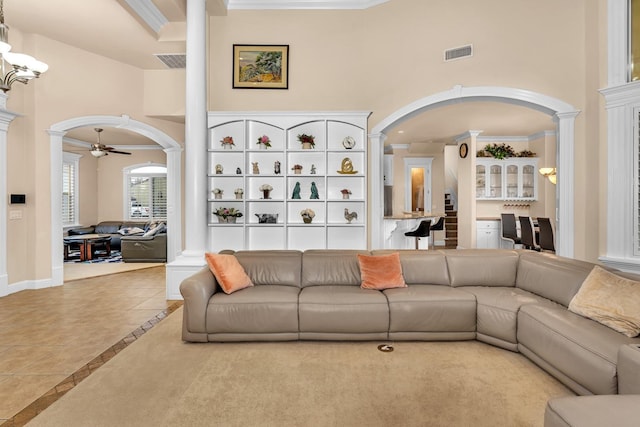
[476,220,500,248]
[207,112,369,252]
[476,158,538,201]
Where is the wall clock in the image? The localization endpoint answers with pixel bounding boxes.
[459,143,468,159]
[342,136,356,149]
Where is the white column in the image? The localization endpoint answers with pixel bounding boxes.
[184,0,207,257]
[369,132,387,249]
[554,111,578,258]
[48,130,65,287]
[166,0,207,299]
[0,93,19,297]
[164,146,182,263]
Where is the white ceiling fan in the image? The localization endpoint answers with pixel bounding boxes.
[90,128,131,158]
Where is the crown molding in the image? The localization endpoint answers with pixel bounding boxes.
[227,0,389,10]
[124,0,168,34]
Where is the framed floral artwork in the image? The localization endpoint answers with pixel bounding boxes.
[233,44,289,89]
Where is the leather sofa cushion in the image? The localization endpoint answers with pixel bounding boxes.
[384,285,476,332]
[301,250,368,287]
[462,287,556,345]
[372,250,450,286]
[94,221,123,234]
[545,395,640,427]
[235,250,302,287]
[206,285,299,334]
[518,304,640,395]
[516,252,592,307]
[298,286,388,334]
[444,249,519,287]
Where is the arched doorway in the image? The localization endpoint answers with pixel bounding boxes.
[369,85,579,257]
[48,115,182,286]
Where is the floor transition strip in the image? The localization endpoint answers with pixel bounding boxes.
[0,301,183,427]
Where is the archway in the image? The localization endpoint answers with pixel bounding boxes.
[48,115,182,286]
[369,85,579,257]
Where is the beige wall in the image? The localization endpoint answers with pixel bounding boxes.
[207,0,599,260]
[4,0,607,286]
[6,32,183,283]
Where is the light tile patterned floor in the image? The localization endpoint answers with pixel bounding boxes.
[0,265,180,426]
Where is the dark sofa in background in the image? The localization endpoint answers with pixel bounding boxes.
[67,220,167,262]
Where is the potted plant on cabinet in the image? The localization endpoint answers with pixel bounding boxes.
[256,135,271,149]
[220,136,235,149]
[234,188,244,199]
[297,133,315,149]
[340,188,352,200]
[291,164,303,174]
[212,188,223,199]
[213,207,243,223]
[259,184,273,199]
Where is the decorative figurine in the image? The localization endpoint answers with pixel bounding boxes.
[215,164,223,174]
[292,182,301,199]
[310,182,320,199]
[236,167,242,175]
[311,164,317,174]
[274,160,281,175]
[252,162,260,174]
[337,157,357,174]
[344,208,358,224]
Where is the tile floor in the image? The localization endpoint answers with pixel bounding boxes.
[0,265,180,426]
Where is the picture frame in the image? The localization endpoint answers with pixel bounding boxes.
[233,44,289,89]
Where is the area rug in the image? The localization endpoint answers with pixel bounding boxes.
[64,250,122,264]
[27,308,574,427]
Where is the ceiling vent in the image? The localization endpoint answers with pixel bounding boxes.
[444,45,473,62]
[154,54,187,69]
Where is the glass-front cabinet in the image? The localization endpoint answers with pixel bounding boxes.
[476,158,538,201]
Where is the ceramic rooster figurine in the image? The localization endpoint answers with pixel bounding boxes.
[344,208,358,224]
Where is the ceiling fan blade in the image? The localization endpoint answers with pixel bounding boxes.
[108,150,132,155]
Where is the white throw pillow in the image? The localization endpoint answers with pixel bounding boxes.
[568,265,640,337]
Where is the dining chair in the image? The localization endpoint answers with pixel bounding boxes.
[518,216,539,251]
[537,217,555,252]
[500,213,522,249]
[405,219,432,250]
[429,216,445,247]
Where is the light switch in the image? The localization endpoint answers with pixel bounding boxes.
[9,210,22,220]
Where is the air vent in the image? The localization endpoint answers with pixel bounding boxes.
[154,54,187,69]
[444,45,473,62]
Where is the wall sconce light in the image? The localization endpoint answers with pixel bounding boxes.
[539,167,557,185]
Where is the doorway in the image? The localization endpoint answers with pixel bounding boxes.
[404,157,433,213]
[49,115,182,286]
[369,85,579,256]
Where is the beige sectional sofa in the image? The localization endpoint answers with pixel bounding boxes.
[180,249,640,426]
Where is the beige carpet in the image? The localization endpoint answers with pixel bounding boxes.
[27,308,574,427]
[63,262,164,282]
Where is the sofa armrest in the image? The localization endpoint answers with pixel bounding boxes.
[618,344,640,394]
[179,267,218,338]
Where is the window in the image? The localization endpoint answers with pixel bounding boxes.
[124,164,167,221]
[632,0,640,81]
[62,152,81,226]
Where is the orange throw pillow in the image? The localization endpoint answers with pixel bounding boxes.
[357,252,407,290]
[205,253,253,294]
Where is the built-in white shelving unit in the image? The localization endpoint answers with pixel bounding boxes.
[207,112,369,252]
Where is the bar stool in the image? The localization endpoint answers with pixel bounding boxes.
[405,219,432,250]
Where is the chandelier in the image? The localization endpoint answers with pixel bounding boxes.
[0,0,48,92]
